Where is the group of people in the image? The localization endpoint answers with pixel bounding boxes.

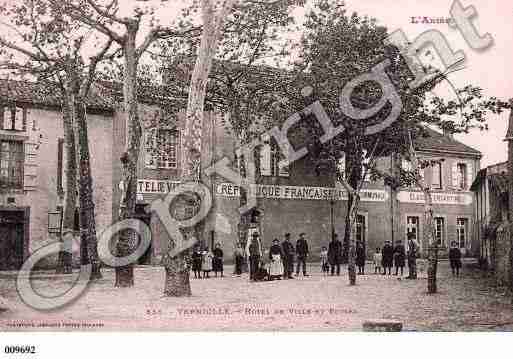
[191,243,224,279]
[370,234,418,278]
[190,231,463,281]
[244,232,310,281]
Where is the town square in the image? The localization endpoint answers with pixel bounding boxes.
[0,0,512,349]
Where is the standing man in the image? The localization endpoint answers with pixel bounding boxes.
[295,232,309,277]
[246,232,262,282]
[406,232,419,279]
[281,233,295,279]
[328,233,342,276]
[382,240,394,275]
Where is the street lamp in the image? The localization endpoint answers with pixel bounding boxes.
[48,209,63,235]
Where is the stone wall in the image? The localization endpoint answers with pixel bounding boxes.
[493,222,512,286]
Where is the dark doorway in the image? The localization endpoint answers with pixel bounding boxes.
[135,204,152,265]
[0,210,25,270]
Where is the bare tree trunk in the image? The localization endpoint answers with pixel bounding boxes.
[163,0,234,297]
[407,131,437,292]
[347,197,358,285]
[424,190,437,293]
[507,137,513,305]
[75,100,102,280]
[116,29,141,288]
[56,89,77,274]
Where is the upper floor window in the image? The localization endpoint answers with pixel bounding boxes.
[260,134,289,177]
[452,162,472,190]
[456,218,468,249]
[434,217,445,246]
[144,128,179,169]
[1,106,26,131]
[406,216,420,242]
[0,140,24,189]
[431,162,442,189]
[456,163,467,189]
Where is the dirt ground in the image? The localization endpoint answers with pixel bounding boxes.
[1,260,512,331]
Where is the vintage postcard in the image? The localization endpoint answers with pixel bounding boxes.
[0,0,512,337]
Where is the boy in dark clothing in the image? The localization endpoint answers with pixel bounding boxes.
[213,243,224,277]
[449,241,462,277]
[191,247,203,279]
[393,240,406,276]
[382,240,394,275]
[328,234,342,276]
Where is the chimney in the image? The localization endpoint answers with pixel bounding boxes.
[504,109,513,142]
[443,128,454,139]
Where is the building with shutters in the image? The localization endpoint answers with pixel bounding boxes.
[0,79,114,270]
[0,77,483,271]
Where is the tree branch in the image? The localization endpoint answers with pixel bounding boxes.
[85,0,129,25]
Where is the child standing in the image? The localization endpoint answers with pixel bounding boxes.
[213,243,224,277]
[191,246,203,279]
[320,246,329,275]
[202,248,213,278]
[373,247,383,275]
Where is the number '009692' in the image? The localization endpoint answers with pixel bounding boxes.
[4,345,36,354]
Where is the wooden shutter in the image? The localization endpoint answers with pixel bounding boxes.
[144,128,157,169]
[278,142,290,177]
[466,162,473,190]
[14,107,23,131]
[338,154,346,179]
[24,141,38,190]
[451,162,459,189]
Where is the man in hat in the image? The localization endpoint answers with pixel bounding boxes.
[281,233,295,279]
[246,231,262,281]
[382,240,394,275]
[406,232,419,279]
[295,232,309,276]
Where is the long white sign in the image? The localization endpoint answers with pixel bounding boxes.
[397,191,473,205]
[215,182,388,202]
[138,179,181,194]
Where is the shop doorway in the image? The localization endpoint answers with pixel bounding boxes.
[0,210,25,270]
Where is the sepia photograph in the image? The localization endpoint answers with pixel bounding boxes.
[0,0,512,353]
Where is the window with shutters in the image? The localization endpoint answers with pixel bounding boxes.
[1,106,26,131]
[144,128,179,169]
[456,163,467,190]
[434,217,445,246]
[431,162,442,189]
[0,140,24,189]
[260,134,289,177]
[456,218,468,249]
[337,154,346,180]
[406,216,420,242]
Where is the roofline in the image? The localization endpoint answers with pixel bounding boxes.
[416,147,482,159]
[0,99,114,116]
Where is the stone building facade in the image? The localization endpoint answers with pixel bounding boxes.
[0,80,113,270]
[0,78,483,270]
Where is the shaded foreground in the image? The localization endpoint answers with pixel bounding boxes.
[1,260,512,331]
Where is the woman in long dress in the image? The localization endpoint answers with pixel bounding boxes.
[268,239,284,280]
[202,248,213,279]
